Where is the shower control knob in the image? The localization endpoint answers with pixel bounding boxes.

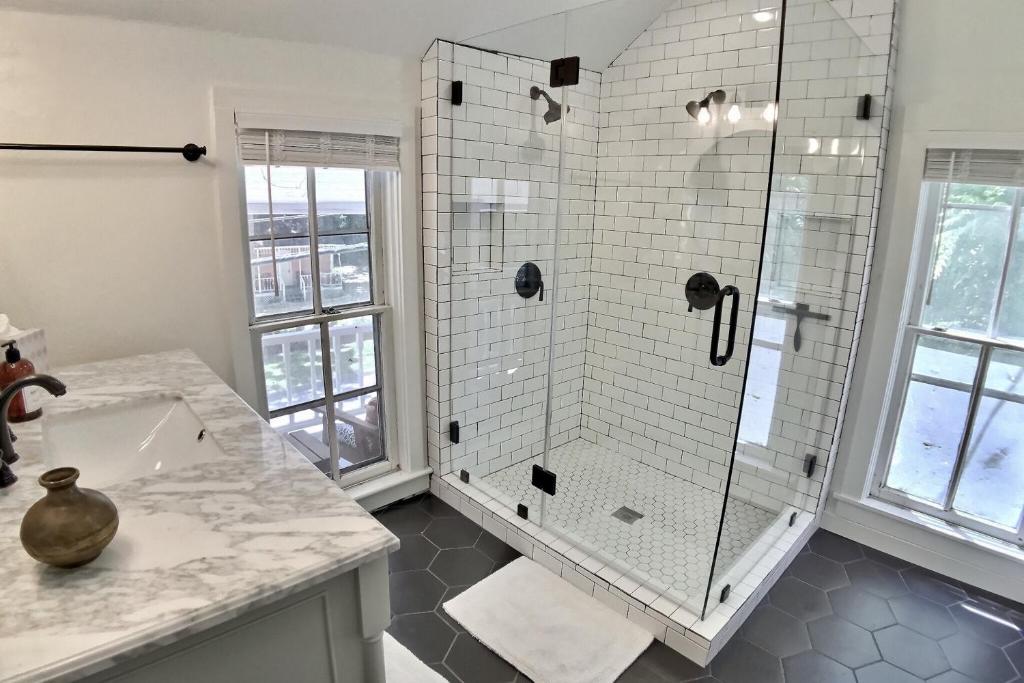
[684,272,721,311]
[515,262,544,300]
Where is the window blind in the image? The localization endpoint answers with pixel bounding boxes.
[238,128,400,170]
[924,148,1024,187]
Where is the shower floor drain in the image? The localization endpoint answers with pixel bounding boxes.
[611,506,644,524]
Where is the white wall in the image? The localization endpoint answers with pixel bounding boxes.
[827,0,1024,601]
[0,10,420,387]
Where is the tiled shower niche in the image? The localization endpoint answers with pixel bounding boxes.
[422,0,896,664]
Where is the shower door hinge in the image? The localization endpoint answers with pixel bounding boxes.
[531,464,557,495]
[549,56,580,87]
[720,584,731,603]
[857,93,872,120]
[789,511,798,527]
[449,421,460,444]
[518,503,529,520]
[460,469,470,483]
[804,455,817,478]
[451,80,463,106]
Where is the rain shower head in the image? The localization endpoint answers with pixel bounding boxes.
[686,89,727,123]
[530,86,569,124]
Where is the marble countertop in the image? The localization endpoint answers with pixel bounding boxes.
[0,350,399,682]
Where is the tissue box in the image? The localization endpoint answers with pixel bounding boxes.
[3,328,49,417]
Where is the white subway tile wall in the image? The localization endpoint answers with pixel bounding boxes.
[423,40,601,482]
[422,0,896,658]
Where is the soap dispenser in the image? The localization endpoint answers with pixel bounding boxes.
[0,341,41,422]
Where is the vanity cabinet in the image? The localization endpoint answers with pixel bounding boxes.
[80,557,390,683]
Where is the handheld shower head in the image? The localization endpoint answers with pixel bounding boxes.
[530,86,569,124]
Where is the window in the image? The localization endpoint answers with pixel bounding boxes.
[238,127,399,481]
[874,148,1024,543]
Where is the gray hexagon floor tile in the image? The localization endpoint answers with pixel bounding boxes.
[389,534,440,573]
[476,531,522,567]
[424,516,484,549]
[875,625,951,678]
[387,611,457,664]
[829,586,897,631]
[846,559,908,599]
[419,495,461,518]
[430,547,496,586]
[930,671,985,683]
[808,530,865,563]
[375,495,1024,683]
[769,577,833,622]
[949,601,1023,647]
[445,633,518,683]
[1004,639,1024,675]
[377,504,432,535]
[782,651,855,683]
[889,594,958,640]
[854,661,924,683]
[940,633,1019,683]
[742,606,812,658]
[786,552,850,591]
[806,615,880,668]
[390,569,446,615]
[900,567,969,606]
[712,639,784,683]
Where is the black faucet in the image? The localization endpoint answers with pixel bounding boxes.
[0,374,67,489]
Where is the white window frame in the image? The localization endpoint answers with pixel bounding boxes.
[243,164,399,487]
[210,88,429,497]
[870,159,1024,545]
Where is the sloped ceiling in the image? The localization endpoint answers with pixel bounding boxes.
[0,0,673,69]
[462,0,673,70]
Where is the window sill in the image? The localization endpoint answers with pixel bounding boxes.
[833,492,1024,560]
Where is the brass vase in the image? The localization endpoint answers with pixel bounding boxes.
[20,467,118,568]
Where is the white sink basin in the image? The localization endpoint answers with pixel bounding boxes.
[41,395,224,488]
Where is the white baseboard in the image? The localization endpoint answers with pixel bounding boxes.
[348,467,432,512]
[823,493,1024,604]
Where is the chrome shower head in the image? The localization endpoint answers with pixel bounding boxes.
[530,86,569,124]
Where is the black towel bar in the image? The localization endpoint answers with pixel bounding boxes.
[0,142,206,162]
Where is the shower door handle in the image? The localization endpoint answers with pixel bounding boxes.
[710,286,740,367]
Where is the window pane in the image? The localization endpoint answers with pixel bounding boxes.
[250,238,315,317]
[319,234,372,308]
[245,165,311,238]
[316,168,371,308]
[315,168,367,235]
[997,212,1024,340]
[328,316,378,394]
[270,407,333,477]
[921,184,1012,335]
[334,391,384,474]
[885,337,980,504]
[945,182,1014,207]
[260,325,324,411]
[244,165,269,238]
[246,165,315,318]
[953,349,1024,527]
[738,315,786,447]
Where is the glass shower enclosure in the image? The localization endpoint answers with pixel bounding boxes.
[421,0,890,650]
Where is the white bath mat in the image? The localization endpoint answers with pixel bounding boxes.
[383,632,447,683]
[443,557,653,683]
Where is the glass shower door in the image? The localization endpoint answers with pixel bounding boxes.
[705,0,879,615]
[433,12,578,525]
